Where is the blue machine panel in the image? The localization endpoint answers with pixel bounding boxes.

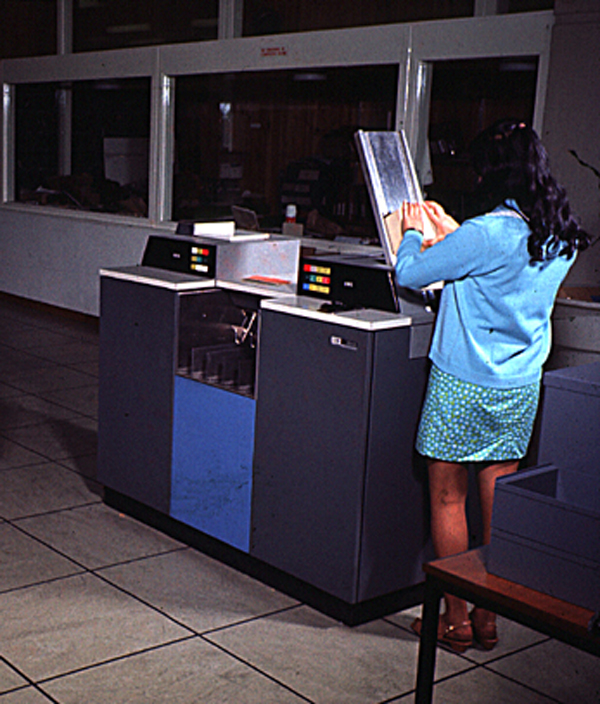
[171,376,255,552]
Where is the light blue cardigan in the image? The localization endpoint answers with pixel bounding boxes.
[395,203,575,388]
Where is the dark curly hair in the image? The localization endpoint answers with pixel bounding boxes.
[469,119,589,261]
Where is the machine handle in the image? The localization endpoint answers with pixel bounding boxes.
[330,335,358,351]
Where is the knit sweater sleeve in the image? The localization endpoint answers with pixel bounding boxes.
[394,220,491,289]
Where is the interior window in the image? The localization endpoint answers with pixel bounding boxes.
[173,65,398,242]
[73,0,218,52]
[242,0,475,36]
[0,0,56,59]
[15,78,151,217]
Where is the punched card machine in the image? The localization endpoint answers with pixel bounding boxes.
[98,232,299,552]
[250,294,434,605]
[251,130,438,608]
[98,130,437,621]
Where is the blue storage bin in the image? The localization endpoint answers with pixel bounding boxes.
[537,362,600,476]
[488,463,600,612]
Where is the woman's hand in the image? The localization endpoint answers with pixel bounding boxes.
[401,201,426,235]
[401,201,452,251]
[423,201,460,239]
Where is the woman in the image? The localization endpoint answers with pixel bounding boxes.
[396,119,589,652]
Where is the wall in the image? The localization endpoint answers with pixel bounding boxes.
[0,207,165,315]
[542,0,600,286]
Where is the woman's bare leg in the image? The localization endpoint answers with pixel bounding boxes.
[472,460,519,631]
[476,460,519,545]
[428,460,470,625]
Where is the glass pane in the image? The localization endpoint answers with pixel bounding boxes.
[74,0,218,52]
[505,0,553,11]
[0,0,56,58]
[16,78,151,217]
[426,56,539,222]
[173,65,398,242]
[243,0,474,36]
[16,83,59,192]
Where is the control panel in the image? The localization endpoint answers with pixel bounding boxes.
[142,235,217,278]
[298,253,399,312]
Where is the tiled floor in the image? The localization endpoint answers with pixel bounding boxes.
[1,293,599,704]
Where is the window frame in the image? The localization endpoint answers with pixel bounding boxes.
[1,11,553,226]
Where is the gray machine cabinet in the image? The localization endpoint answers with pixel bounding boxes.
[537,361,600,476]
[251,307,432,603]
[98,270,260,526]
[98,275,180,513]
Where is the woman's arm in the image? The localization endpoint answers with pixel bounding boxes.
[395,204,487,288]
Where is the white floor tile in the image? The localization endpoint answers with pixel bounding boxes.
[26,342,99,366]
[0,661,29,695]
[0,463,101,520]
[16,503,185,570]
[0,687,57,703]
[487,638,600,704]
[56,453,98,479]
[98,549,298,633]
[1,366,97,395]
[0,573,191,681]
[38,385,98,419]
[0,523,82,591]
[425,664,559,704]
[0,439,48,471]
[206,605,471,704]
[0,395,80,431]
[42,639,308,704]
[1,417,97,462]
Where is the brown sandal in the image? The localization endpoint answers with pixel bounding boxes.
[470,608,499,650]
[411,615,473,653]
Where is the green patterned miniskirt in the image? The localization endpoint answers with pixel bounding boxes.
[416,364,540,463]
